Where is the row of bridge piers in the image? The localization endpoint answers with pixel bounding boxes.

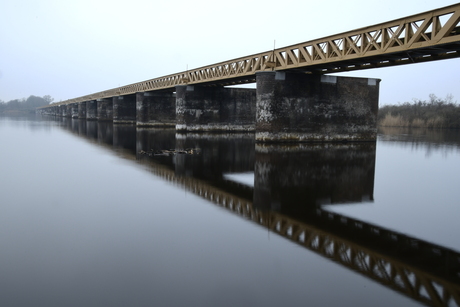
[39,72,381,142]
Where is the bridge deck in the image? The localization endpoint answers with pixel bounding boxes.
[47,3,460,106]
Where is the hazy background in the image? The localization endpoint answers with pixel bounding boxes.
[1,0,459,105]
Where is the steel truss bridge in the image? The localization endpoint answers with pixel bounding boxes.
[55,3,460,106]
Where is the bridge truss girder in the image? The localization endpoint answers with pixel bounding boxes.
[49,3,460,108]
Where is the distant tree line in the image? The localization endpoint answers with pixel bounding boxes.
[378,94,460,129]
[0,95,53,115]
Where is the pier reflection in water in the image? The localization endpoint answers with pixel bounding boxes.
[55,117,460,307]
[3,116,459,306]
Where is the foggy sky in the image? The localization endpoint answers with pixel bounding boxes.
[1,0,459,105]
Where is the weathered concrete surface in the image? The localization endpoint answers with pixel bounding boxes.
[70,103,79,118]
[176,85,256,132]
[63,104,71,117]
[256,71,380,142]
[40,106,55,116]
[78,101,87,119]
[136,91,176,127]
[97,98,113,121]
[113,95,136,124]
[86,100,97,120]
[42,105,57,116]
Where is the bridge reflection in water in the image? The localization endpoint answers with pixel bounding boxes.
[57,117,460,307]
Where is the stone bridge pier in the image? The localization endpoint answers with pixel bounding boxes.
[113,95,136,124]
[136,91,176,127]
[86,100,97,120]
[97,98,113,121]
[255,71,380,142]
[175,85,256,132]
[40,72,380,143]
[78,101,87,119]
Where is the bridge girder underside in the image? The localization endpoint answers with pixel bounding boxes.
[304,42,460,74]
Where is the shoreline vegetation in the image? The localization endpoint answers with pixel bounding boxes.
[2,94,459,129]
[0,95,53,116]
[378,94,460,129]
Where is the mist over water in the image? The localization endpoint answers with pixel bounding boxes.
[1,115,459,307]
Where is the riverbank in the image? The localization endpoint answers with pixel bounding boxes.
[378,95,460,129]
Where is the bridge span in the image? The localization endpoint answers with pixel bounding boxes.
[38,4,460,142]
[55,118,460,306]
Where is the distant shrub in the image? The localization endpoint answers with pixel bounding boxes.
[378,94,460,129]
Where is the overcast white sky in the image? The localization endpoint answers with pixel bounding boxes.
[1,0,459,105]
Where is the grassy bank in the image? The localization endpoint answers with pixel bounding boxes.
[378,94,460,129]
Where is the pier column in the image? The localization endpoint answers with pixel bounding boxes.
[78,101,87,119]
[97,98,113,121]
[86,100,97,120]
[136,91,176,127]
[113,95,136,124]
[71,103,79,118]
[220,88,256,131]
[63,104,71,117]
[45,106,55,116]
[175,85,256,131]
[255,72,380,142]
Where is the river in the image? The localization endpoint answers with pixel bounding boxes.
[1,115,459,307]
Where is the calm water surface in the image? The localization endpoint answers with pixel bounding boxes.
[1,116,459,307]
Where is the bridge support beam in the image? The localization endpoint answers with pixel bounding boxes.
[175,85,256,131]
[113,95,136,124]
[255,72,380,142]
[97,98,113,121]
[136,91,176,127]
[86,100,97,120]
[78,102,87,119]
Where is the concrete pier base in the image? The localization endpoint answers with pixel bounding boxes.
[78,102,87,119]
[113,95,136,124]
[136,91,176,127]
[255,72,380,142]
[175,85,256,132]
[86,100,97,120]
[97,98,113,121]
[63,104,71,117]
[70,103,79,118]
